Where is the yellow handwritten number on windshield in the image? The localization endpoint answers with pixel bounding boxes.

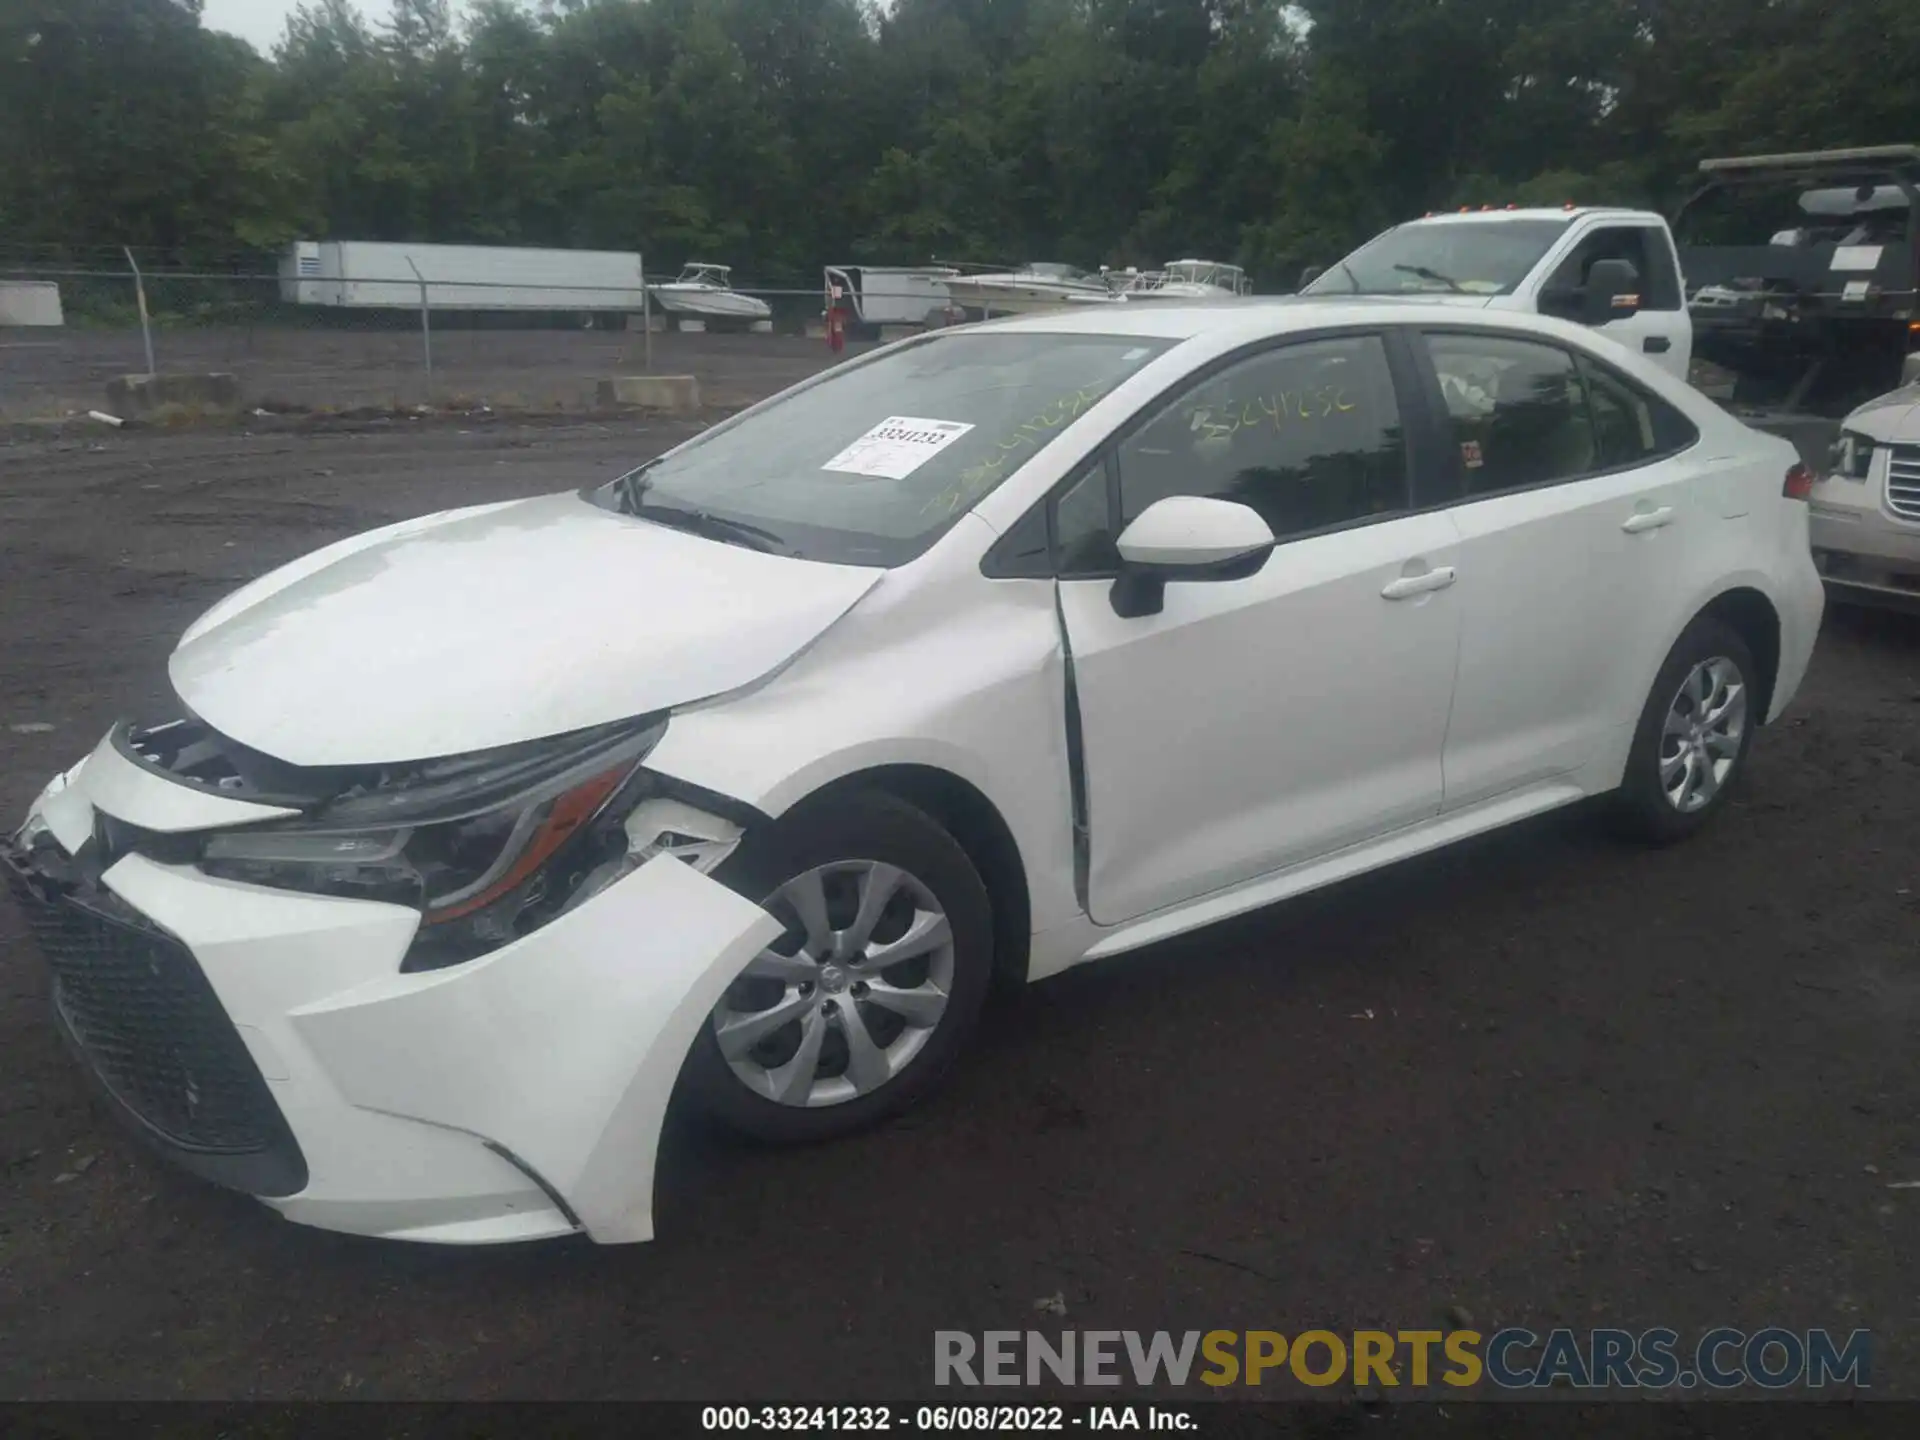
[924,385,1111,518]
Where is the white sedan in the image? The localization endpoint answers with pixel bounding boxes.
[4,301,1824,1246]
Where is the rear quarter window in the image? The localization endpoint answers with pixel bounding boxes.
[1575,355,1700,468]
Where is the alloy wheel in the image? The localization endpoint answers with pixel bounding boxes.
[711,860,956,1108]
[1658,655,1747,813]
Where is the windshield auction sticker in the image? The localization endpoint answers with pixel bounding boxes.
[823,416,976,480]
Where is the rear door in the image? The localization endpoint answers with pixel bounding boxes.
[1413,328,1707,809]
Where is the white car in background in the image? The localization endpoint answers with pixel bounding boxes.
[1808,381,1920,612]
[5,301,1823,1248]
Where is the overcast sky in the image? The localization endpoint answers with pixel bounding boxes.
[202,0,444,53]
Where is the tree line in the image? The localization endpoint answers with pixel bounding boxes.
[2,0,1917,289]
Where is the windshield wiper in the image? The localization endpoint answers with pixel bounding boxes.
[613,458,662,516]
[628,499,792,555]
[607,459,793,554]
[1393,263,1466,293]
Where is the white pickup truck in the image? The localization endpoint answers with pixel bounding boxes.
[1301,206,1694,383]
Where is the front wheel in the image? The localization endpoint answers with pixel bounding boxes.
[1608,616,1758,845]
[683,791,995,1144]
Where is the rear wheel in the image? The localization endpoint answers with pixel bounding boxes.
[1609,616,1757,844]
[683,791,994,1143]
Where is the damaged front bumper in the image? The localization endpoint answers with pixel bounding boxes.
[4,728,781,1245]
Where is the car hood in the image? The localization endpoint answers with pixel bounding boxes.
[169,491,885,766]
[1845,386,1920,443]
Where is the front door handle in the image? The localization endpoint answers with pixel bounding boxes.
[1381,566,1458,600]
[1621,506,1675,534]
[1644,336,1672,354]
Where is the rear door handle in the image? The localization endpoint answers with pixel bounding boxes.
[1381,566,1457,600]
[1621,506,1675,533]
[1644,336,1672,354]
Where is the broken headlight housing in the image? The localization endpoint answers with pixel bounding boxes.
[1831,431,1874,482]
[199,717,671,970]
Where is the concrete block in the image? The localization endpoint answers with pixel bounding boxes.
[803,320,828,339]
[596,374,701,413]
[1903,351,1920,389]
[104,372,241,418]
[749,320,774,334]
[878,324,920,343]
[676,318,707,333]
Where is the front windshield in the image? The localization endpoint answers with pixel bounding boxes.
[1305,218,1572,297]
[593,332,1172,566]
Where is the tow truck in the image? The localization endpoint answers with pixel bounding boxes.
[1675,145,1920,414]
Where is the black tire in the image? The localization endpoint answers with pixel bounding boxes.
[1608,615,1759,845]
[682,790,994,1144]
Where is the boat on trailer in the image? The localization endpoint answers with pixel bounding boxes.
[648,263,773,321]
[942,262,1118,316]
[1104,259,1253,301]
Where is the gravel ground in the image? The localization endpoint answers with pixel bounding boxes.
[0,324,835,419]
[0,373,1915,1403]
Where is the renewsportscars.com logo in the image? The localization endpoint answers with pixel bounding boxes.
[933,1328,1872,1391]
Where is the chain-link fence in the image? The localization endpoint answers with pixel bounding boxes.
[0,255,898,421]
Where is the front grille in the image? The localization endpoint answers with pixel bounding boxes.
[4,855,288,1155]
[1889,445,1920,522]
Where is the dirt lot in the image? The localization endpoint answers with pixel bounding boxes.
[0,356,1916,1403]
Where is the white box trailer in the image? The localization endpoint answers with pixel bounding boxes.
[0,280,65,326]
[281,241,648,312]
[824,264,958,327]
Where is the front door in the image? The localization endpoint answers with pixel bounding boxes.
[1056,331,1464,925]
[1542,223,1693,381]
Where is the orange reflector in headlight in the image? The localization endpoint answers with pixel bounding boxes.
[426,764,629,922]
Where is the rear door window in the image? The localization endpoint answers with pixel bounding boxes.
[1422,333,1598,497]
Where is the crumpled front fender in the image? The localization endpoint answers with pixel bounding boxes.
[287,854,781,1243]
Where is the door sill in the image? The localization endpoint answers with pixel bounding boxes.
[1080,780,1587,961]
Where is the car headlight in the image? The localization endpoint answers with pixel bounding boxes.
[199,717,668,969]
[1830,431,1874,482]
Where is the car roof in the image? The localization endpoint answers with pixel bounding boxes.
[1402,207,1658,225]
[962,296,1558,344]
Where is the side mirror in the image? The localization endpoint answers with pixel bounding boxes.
[1583,258,1642,325]
[1109,496,1276,618]
[1299,264,1326,291]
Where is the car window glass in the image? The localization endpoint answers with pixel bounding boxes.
[1546,226,1682,312]
[1054,463,1119,575]
[1549,227,1646,292]
[1115,334,1409,540]
[1637,229,1683,310]
[1301,219,1571,297]
[1426,334,1597,496]
[588,332,1170,567]
[983,498,1052,576]
[1578,356,1701,467]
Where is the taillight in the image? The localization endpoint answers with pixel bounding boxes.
[1783,462,1816,500]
